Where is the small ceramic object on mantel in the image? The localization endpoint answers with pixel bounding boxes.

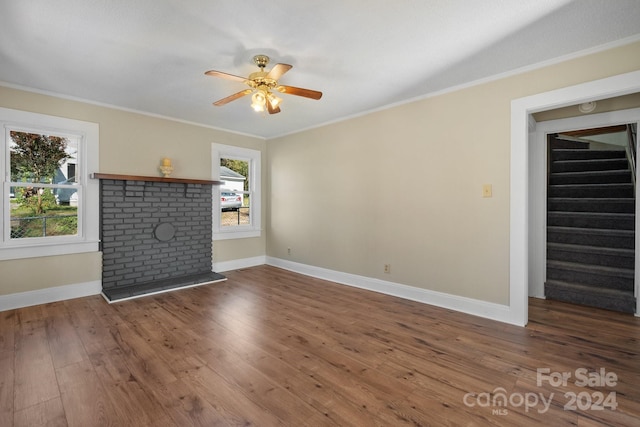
[159,157,173,177]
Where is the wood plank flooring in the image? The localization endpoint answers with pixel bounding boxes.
[1,265,639,426]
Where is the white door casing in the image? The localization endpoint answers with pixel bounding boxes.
[510,69,640,326]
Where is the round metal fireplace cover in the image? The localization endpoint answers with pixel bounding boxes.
[154,222,175,241]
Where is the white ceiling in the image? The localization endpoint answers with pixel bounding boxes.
[1,0,639,139]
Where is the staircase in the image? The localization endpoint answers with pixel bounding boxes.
[545,136,636,313]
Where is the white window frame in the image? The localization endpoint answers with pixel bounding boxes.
[212,143,261,240]
[0,108,99,260]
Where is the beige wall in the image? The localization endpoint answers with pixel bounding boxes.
[2,40,639,304]
[267,40,640,305]
[0,86,266,296]
[0,253,102,295]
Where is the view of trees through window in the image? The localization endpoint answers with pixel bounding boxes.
[9,131,79,238]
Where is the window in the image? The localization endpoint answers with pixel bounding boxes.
[212,143,261,240]
[1,108,99,260]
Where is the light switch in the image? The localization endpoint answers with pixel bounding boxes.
[482,184,492,198]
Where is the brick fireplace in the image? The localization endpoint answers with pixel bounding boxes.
[93,173,225,301]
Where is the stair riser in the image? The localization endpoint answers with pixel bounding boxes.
[551,150,626,161]
[547,248,634,269]
[547,231,634,249]
[550,172,632,185]
[546,267,634,291]
[547,214,634,230]
[550,140,589,149]
[544,284,635,313]
[548,186,634,198]
[552,159,629,173]
[548,200,635,213]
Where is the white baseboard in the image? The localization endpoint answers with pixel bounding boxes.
[0,280,102,312]
[1,257,520,326]
[213,255,267,273]
[266,257,518,326]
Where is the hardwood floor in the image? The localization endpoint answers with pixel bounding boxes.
[1,265,639,426]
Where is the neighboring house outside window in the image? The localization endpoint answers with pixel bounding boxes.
[212,143,261,240]
[0,108,99,260]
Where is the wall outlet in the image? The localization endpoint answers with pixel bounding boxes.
[384,264,391,274]
[287,247,291,255]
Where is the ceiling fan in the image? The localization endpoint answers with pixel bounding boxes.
[205,55,322,114]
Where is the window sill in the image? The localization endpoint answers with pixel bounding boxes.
[0,240,99,261]
[213,229,261,241]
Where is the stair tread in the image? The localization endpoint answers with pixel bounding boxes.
[552,155,627,162]
[552,149,625,153]
[548,211,635,218]
[547,211,635,231]
[549,183,633,188]
[552,169,631,176]
[553,158,628,164]
[549,170,632,184]
[548,197,634,201]
[547,259,634,276]
[547,242,635,256]
[547,226,634,235]
[545,280,635,297]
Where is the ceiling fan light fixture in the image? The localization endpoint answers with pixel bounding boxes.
[251,89,267,112]
[252,90,266,105]
[267,92,282,109]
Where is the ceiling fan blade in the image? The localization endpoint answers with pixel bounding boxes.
[266,63,292,81]
[277,85,322,100]
[204,69,247,83]
[213,89,252,106]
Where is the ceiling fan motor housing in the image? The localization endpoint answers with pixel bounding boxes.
[253,54,270,69]
[247,72,278,90]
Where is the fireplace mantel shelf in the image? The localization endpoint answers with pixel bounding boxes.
[91,173,222,185]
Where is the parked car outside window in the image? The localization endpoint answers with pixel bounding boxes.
[220,190,242,211]
[54,176,78,206]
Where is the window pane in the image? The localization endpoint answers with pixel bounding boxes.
[220,158,250,228]
[10,131,77,184]
[8,131,79,239]
[10,185,78,238]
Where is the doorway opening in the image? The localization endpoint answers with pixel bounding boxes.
[545,124,637,313]
[528,106,640,321]
[510,69,640,326]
